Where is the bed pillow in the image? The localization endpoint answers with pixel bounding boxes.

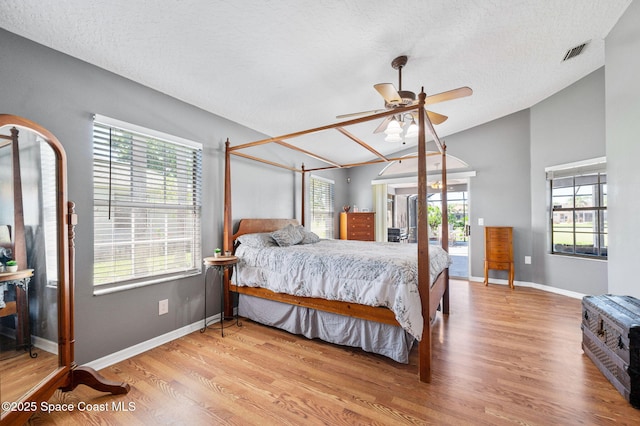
[297,226,321,244]
[236,232,277,248]
[271,224,304,247]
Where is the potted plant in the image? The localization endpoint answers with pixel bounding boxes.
[6,260,18,273]
[214,248,222,258]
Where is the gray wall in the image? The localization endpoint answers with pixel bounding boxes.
[530,68,608,295]
[606,0,640,298]
[444,110,532,283]
[348,110,533,283]
[0,29,345,364]
[348,69,612,294]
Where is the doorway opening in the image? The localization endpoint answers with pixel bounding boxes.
[387,182,470,279]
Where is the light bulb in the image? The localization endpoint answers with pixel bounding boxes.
[384,118,402,135]
[405,119,418,138]
[385,133,403,143]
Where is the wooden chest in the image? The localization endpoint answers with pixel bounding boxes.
[340,212,374,241]
[581,294,640,408]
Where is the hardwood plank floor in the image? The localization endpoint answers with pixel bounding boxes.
[26,280,640,425]
[1,347,58,405]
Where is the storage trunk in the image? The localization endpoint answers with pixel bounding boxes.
[581,294,640,408]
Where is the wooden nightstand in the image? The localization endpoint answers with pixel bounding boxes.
[484,226,514,288]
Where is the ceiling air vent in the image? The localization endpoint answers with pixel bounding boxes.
[563,41,590,61]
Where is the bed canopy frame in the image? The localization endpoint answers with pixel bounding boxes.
[222,90,451,382]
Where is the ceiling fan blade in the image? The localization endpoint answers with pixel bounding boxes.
[336,108,387,119]
[410,109,448,125]
[426,110,448,125]
[374,83,402,104]
[373,116,393,134]
[424,86,473,106]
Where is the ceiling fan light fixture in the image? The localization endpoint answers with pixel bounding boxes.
[384,117,402,136]
[405,118,419,138]
[385,133,403,143]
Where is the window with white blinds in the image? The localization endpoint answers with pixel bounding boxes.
[40,139,58,287]
[310,175,334,239]
[92,115,202,294]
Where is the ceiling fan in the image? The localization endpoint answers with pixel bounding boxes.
[337,55,472,137]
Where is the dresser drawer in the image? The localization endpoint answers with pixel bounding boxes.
[486,261,512,270]
[348,230,374,241]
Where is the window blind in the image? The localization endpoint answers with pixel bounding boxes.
[92,116,202,294]
[310,175,334,239]
[40,139,58,287]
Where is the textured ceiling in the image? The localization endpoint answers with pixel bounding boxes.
[0,0,632,164]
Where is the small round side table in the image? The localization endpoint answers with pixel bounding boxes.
[201,255,238,336]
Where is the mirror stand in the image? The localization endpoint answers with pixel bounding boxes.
[0,116,129,425]
[62,201,131,396]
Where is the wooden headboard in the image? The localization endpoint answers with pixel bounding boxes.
[232,218,299,241]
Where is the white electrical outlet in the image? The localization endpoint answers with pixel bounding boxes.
[524,256,532,265]
[159,299,169,315]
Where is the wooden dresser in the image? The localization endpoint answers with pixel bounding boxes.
[484,226,514,288]
[340,212,375,241]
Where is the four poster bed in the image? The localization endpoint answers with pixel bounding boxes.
[222,90,457,382]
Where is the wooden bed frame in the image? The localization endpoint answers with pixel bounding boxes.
[222,90,456,382]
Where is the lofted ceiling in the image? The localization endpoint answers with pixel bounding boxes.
[0,0,632,166]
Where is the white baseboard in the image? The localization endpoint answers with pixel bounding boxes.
[32,335,58,355]
[83,312,222,371]
[468,276,586,299]
[0,328,58,355]
[84,277,586,372]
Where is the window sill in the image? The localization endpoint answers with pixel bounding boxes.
[93,269,201,296]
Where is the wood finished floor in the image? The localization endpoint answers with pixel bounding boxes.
[26,280,640,425]
[1,347,57,405]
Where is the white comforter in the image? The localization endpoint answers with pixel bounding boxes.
[235,239,451,340]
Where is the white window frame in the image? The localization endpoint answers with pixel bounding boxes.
[309,175,335,239]
[546,157,607,259]
[92,115,202,295]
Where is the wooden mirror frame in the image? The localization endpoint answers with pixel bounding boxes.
[0,115,129,425]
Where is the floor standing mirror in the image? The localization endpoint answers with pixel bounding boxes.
[0,115,129,425]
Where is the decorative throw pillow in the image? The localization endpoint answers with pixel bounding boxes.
[236,232,277,248]
[297,225,321,244]
[271,224,304,247]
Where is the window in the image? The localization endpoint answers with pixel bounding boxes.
[547,158,607,259]
[310,175,334,239]
[92,115,202,294]
[40,138,58,287]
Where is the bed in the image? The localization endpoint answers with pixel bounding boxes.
[230,221,451,363]
[222,89,462,382]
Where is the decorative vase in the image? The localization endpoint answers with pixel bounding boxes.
[6,265,18,273]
